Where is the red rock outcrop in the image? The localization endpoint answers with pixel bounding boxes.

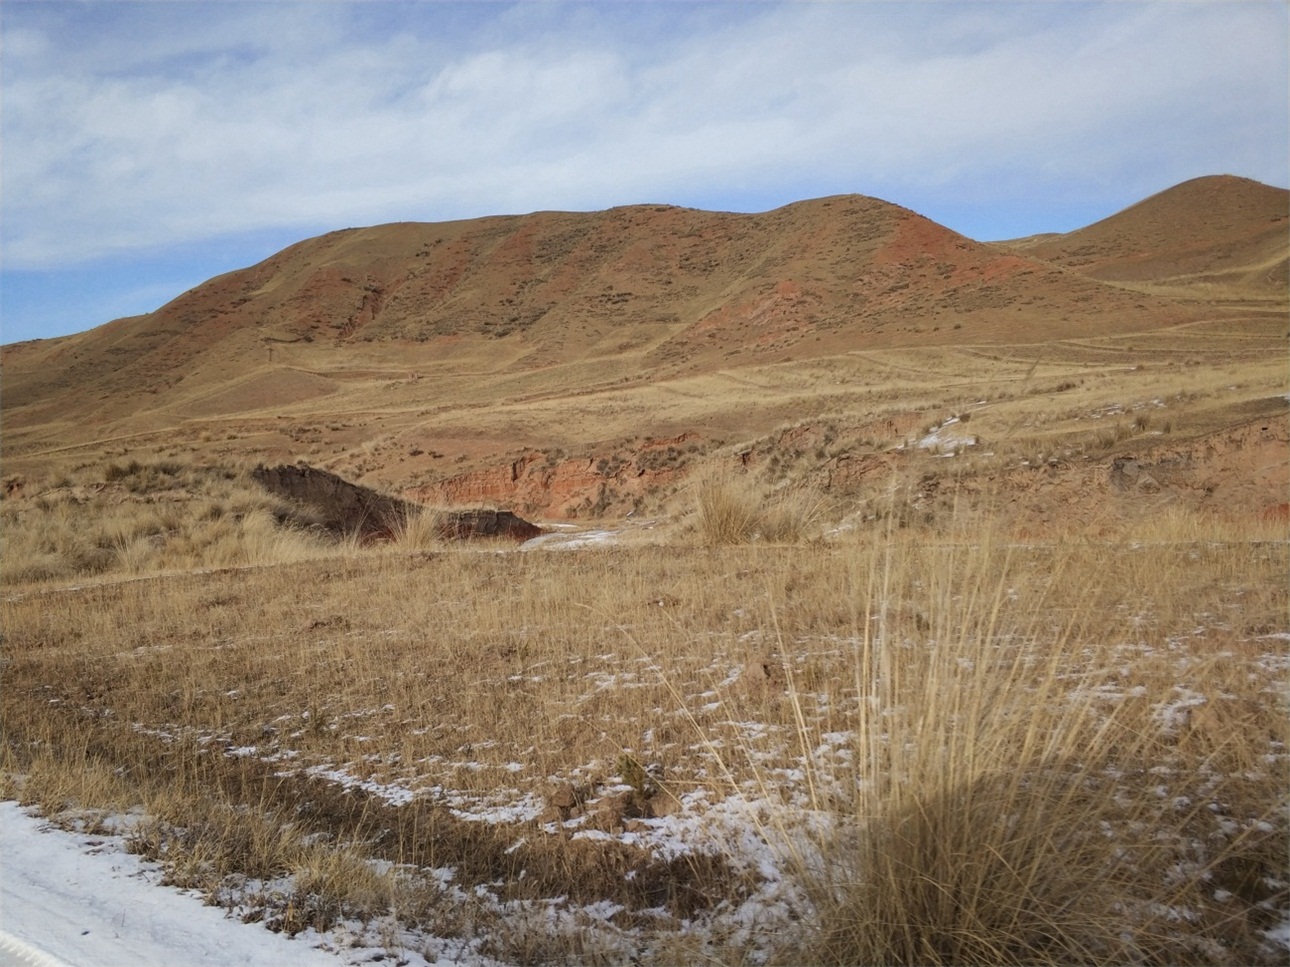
[405,435,698,520]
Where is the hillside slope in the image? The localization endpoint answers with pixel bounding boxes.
[2,177,1284,526]
[1002,175,1288,296]
[2,194,1197,422]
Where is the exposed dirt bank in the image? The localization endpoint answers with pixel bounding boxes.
[252,464,542,541]
[401,401,1288,534]
[405,434,699,520]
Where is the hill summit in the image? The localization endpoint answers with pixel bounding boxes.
[1003,174,1288,294]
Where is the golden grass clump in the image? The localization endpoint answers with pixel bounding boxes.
[388,507,444,551]
[788,530,1288,965]
[695,471,822,544]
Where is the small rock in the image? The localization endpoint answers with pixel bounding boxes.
[648,789,684,817]
[741,657,784,692]
[588,790,650,831]
[549,783,578,810]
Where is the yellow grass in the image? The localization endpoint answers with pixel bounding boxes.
[786,526,1286,965]
[3,318,1283,509]
[2,485,1286,963]
[0,459,334,585]
[3,179,1286,962]
[692,471,825,545]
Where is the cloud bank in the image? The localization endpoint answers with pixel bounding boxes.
[2,1,1286,272]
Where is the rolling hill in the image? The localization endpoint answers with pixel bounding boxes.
[2,175,1285,524]
[2,193,1202,417]
[1001,174,1288,296]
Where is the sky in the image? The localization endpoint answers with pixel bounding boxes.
[1,1,1286,344]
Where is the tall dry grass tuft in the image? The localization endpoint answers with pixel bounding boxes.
[784,527,1288,965]
[696,474,761,544]
[695,471,821,544]
[388,507,443,551]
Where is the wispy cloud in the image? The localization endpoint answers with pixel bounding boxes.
[2,1,1286,271]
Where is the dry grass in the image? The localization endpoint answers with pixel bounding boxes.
[4,317,1283,513]
[694,470,824,545]
[0,459,335,585]
[2,177,1286,962]
[388,506,444,551]
[788,527,1287,965]
[2,486,1286,963]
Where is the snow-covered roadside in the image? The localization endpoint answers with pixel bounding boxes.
[0,801,355,967]
[0,790,809,967]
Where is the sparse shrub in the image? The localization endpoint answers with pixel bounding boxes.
[757,488,823,543]
[103,459,144,482]
[199,500,227,522]
[115,536,159,574]
[1094,421,1134,450]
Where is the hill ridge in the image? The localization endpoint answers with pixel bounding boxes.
[2,175,1283,487]
[1001,174,1289,293]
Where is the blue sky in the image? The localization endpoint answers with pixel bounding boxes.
[2,1,1286,344]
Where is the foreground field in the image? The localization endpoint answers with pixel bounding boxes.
[3,511,1286,965]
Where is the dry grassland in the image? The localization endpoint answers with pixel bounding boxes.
[3,477,1287,963]
[3,306,1287,963]
[4,315,1284,505]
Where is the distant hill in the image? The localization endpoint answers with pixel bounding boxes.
[2,191,1204,421]
[1000,175,1288,296]
[2,175,1285,526]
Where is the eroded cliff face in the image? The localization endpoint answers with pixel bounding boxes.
[404,435,698,520]
[401,398,1289,530]
[252,464,542,541]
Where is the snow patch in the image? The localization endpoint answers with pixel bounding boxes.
[915,416,977,454]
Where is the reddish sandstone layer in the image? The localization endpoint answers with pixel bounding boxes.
[405,436,697,519]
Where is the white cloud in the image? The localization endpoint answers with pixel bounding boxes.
[1,1,1285,269]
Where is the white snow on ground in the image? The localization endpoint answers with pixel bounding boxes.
[6,624,1289,965]
[913,416,977,455]
[521,528,619,550]
[0,789,813,967]
[0,801,349,967]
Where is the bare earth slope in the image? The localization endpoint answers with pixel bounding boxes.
[2,177,1286,526]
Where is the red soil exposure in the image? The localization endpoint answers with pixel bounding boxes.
[875,209,978,265]
[7,184,1232,423]
[406,436,698,520]
[686,281,815,350]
